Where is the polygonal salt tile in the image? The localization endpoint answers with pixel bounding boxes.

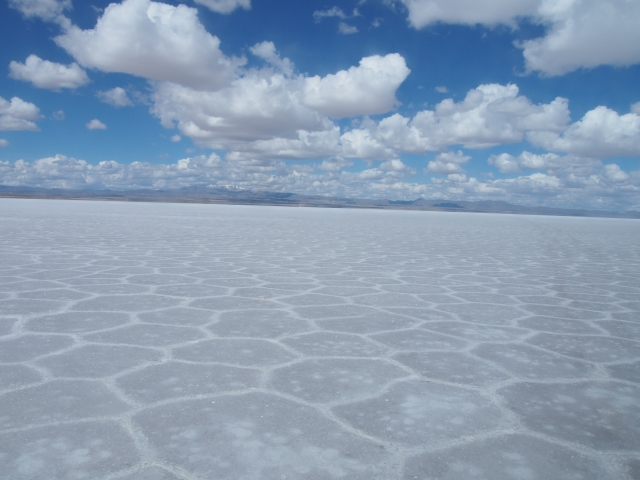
[0,365,42,391]
[607,361,640,384]
[0,334,74,362]
[134,392,395,479]
[382,308,454,321]
[520,304,606,320]
[172,339,296,366]
[595,320,640,340]
[189,296,280,310]
[0,280,64,292]
[626,458,640,480]
[0,318,14,336]
[0,299,64,316]
[394,351,511,386]
[333,379,508,446]
[117,362,260,403]
[0,421,140,480]
[313,286,380,296]
[74,283,151,294]
[527,333,640,363]
[210,310,310,338]
[317,313,416,334]
[279,293,347,306]
[403,434,620,480]
[113,466,181,480]
[473,343,598,380]
[517,316,602,334]
[435,303,526,325]
[72,295,181,312]
[421,321,529,342]
[370,329,467,351]
[36,344,162,378]
[125,274,197,286]
[17,289,90,301]
[26,311,130,333]
[85,324,204,347]
[499,381,640,451]
[282,332,389,357]
[353,293,428,308]
[452,292,519,304]
[138,307,214,326]
[0,380,131,429]
[269,359,406,404]
[293,304,377,319]
[514,295,567,306]
[153,283,227,297]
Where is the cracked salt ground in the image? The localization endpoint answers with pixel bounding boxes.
[0,199,639,480]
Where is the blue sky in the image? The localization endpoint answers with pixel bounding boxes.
[1,0,639,210]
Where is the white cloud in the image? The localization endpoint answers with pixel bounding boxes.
[603,164,630,182]
[426,150,470,174]
[520,0,640,76]
[302,54,410,118]
[399,0,538,28]
[338,23,358,34]
[193,0,250,14]
[398,0,640,76]
[52,110,65,120]
[250,41,293,76]
[631,102,640,115]
[0,96,42,131]
[8,0,71,22]
[1,153,638,209]
[97,87,133,107]
[374,83,569,152]
[435,86,448,93]
[151,53,410,158]
[0,139,9,147]
[527,106,640,157]
[9,55,89,90]
[87,119,107,130]
[55,0,244,90]
[488,151,560,173]
[313,6,348,21]
[170,134,181,142]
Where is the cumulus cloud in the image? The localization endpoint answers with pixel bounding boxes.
[399,0,538,28]
[96,87,133,107]
[633,102,640,115]
[0,139,9,147]
[193,0,250,14]
[52,110,65,120]
[426,150,470,174]
[302,54,410,118]
[313,6,348,21]
[151,53,409,158]
[86,119,107,130]
[8,0,71,22]
[250,41,293,75]
[435,86,448,93]
[338,23,358,34]
[0,96,42,131]
[398,0,640,76]
[55,0,244,90]
[9,55,89,90]
[1,153,638,209]
[520,0,640,76]
[527,106,640,157]
[373,83,569,153]
[488,151,561,173]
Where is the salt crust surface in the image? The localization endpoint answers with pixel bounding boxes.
[0,198,639,479]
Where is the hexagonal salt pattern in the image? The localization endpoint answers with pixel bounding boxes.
[0,199,638,479]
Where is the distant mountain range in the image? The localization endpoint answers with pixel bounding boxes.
[1,185,639,219]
